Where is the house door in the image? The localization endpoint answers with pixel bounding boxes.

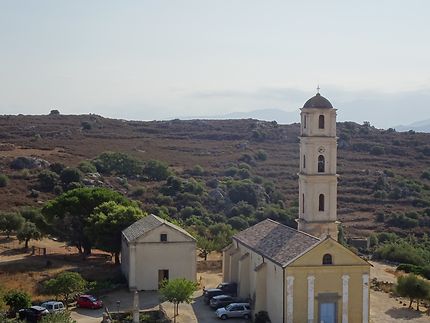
[319,302,336,323]
[158,269,169,287]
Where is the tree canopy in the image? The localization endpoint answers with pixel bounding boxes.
[17,221,42,249]
[42,187,135,255]
[44,272,87,306]
[159,278,198,319]
[86,201,145,263]
[396,274,430,310]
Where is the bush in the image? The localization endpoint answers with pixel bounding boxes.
[49,162,66,174]
[81,121,92,130]
[49,109,60,115]
[143,160,172,181]
[93,152,143,177]
[370,145,385,156]
[421,170,430,180]
[0,174,8,187]
[38,170,59,191]
[254,150,268,161]
[60,168,82,186]
[78,161,97,174]
[189,165,205,176]
[4,290,31,315]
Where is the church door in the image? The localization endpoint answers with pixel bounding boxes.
[319,302,336,323]
[158,269,169,288]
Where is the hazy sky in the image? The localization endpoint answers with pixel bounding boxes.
[1,1,430,127]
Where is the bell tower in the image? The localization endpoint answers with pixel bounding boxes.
[297,91,339,240]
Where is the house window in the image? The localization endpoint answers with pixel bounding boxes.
[160,234,167,242]
[322,254,333,265]
[302,194,305,214]
[318,155,325,173]
[303,155,306,169]
[319,115,325,129]
[319,194,325,211]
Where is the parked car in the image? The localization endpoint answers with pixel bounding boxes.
[215,282,237,296]
[203,282,238,304]
[18,306,49,322]
[210,295,248,309]
[215,303,251,320]
[76,294,103,309]
[40,301,65,313]
[203,289,226,304]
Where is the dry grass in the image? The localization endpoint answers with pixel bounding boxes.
[0,236,118,302]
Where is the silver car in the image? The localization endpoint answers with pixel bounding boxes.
[215,302,251,320]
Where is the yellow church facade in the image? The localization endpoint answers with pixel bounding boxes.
[223,92,371,323]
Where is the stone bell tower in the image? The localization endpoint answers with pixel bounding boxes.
[297,90,339,240]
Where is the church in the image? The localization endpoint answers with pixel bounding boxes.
[223,92,371,323]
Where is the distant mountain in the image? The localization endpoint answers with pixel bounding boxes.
[184,108,298,125]
[395,119,430,133]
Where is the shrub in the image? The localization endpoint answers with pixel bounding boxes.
[130,186,145,197]
[78,161,97,174]
[189,165,205,176]
[38,170,59,191]
[143,160,172,181]
[4,290,31,315]
[49,109,60,115]
[0,174,8,187]
[93,152,143,177]
[44,272,87,306]
[224,167,239,177]
[49,162,66,174]
[254,150,268,161]
[421,170,430,180]
[370,145,385,156]
[60,168,82,186]
[81,121,92,130]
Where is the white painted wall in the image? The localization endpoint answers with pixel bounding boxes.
[123,224,196,291]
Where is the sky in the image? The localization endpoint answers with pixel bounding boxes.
[1,1,430,128]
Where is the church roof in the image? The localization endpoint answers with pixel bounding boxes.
[122,214,195,242]
[233,219,320,267]
[303,93,333,109]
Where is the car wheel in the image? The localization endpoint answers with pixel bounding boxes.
[221,314,227,320]
[244,314,250,319]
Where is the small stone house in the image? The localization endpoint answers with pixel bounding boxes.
[121,214,196,290]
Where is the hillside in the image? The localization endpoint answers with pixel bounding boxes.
[0,114,430,238]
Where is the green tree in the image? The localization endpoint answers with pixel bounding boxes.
[86,201,145,264]
[196,236,216,261]
[0,212,24,238]
[396,274,430,310]
[44,272,86,307]
[159,278,198,321]
[17,222,42,249]
[42,187,134,256]
[4,290,31,315]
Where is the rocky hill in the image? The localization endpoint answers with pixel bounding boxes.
[0,114,429,238]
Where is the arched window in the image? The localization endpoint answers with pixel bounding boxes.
[303,155,306,169]
[319,115,325,129]
[322,253,332,265]
[318,155,325,173]
[319,194,325,211]
[302,194,305,214]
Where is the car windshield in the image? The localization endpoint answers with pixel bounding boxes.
[88,296,97,302]
[225,304,234,311]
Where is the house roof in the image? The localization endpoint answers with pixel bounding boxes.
[122,214,195,242]
[233,219,320,267]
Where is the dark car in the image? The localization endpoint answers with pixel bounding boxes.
[203,289,226,304]
[209,295,248,309]
[76,294,103,309]
[18,306,49,322]
[216,282,237,296]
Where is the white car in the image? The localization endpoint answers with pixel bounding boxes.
[215,302,251,320]
[41,301,65,313]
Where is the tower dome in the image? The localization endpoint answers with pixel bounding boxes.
[303,93,333,109]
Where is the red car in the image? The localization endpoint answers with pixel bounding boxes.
[76,295,103,309]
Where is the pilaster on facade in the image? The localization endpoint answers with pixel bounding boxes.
[342,275,350,323]
[307,275,315,323]
[362,274,369,323]
[286,276,294,323]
